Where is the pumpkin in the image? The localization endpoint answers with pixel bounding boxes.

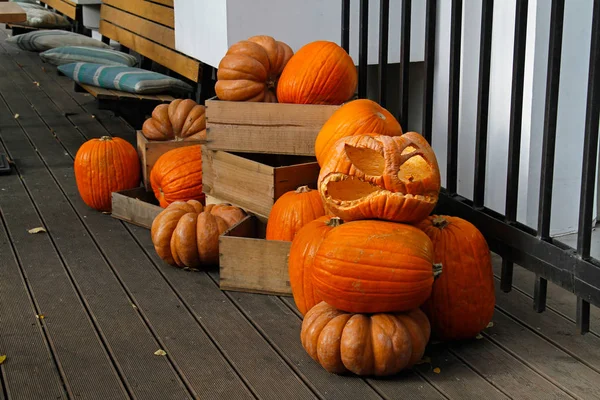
[150,145,203,208]
[318,132,441,223]
[314,99,403,166]
[288,216,341,315]
[309,219,440,313]
[215,35,293,102]
[417,215,495,341]
[74,136,140,212]
[277,41,357,105]
[151,200,246,268]
[301,302,430,376]
[266,186,326,241]
[142,99,206,141]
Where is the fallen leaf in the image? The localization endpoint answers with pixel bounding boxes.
[33,81,40,87]
[415,356,431,365]
[102,212,111,215]
[475,333,483,339]
[154,349,166,356]
[14,114,19,119]
[36,314,45,319]
[28,227,47,234]
[433,367,441,374]
[0,355,6,365]
[486,321,494,328]
[131,304,138,309]
[91,115,96,119]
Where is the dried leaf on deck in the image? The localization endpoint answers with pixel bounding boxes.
[36,314,45,319]
[0,355,6,365]
[28,227,47,234]
[475,334,483,339]
[14,113,19,119]
[486,321,494,328]
[433,367,441,374]
[33,81,40,87]
[154,349,167,356]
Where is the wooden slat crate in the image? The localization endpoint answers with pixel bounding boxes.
[111,187,162,229]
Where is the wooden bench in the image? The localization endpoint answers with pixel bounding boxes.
[0,2,26,24]
[8,0,87,36]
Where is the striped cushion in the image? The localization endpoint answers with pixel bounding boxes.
[57,63,194,95]
[6,31,111,52]
[40,46,138,67]
[15,2,71,28]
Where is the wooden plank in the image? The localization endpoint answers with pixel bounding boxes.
[101,5,175,48]
[99,20,199,82]
[102,0,174,28]
[40,0,77,19]
[111,188,163,229]
[205,99,339,156]
[273,161,320,198]
[0,3,25,23]
[148,0,173,7]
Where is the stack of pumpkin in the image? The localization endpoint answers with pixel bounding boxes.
[266,100,496,377]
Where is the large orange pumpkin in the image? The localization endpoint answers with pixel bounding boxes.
[266,185,326,241]
[142,99,206,141]
[74,136,140,212]
[308,219,439,313]
[151,200,246,268]
[301,302,430,376]
[150,145,203,208]
[288,216,340,315]
[215,35,293,102]
[417,215,495,341]
[315,99,403,166]
[318,132,441,223]
[277,41,357,105]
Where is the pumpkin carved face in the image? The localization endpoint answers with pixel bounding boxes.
[318,132,441,223]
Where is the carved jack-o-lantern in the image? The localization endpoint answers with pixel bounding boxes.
[318,132,441,223]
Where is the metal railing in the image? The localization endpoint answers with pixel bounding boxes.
[342,0,600,333]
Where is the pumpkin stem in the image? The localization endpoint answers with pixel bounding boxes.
[433,263,443,279]
[295,185,311,194]
[99,136,112,141]
[432,216,449,229]
[326,217,343,227]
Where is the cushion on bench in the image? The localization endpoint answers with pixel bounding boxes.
[14,2,71,28]
[6,30,111,52]
[40,46,138,67]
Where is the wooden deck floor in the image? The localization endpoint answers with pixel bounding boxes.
[1,26,600,400]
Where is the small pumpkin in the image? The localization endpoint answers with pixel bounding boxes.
[151,200,246,268]
[309,219,439,313]
[315,99,403,166]
[318,132,441,223]
[142,99,206,141]
[277,41,357,105]
[266,186,326,241]
[417,215,495,341]
[288,216,341,315]
[74,136,140,212]
[150,145,203,208]
[215,35,293,102]
[301,302,430,376]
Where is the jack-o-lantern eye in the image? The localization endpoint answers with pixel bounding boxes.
[398,145,432,184]
[344,144,385,176]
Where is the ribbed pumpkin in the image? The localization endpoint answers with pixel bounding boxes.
[417,215,495,341]
[288,216,341,315]
[150,145,203,208]
[215,35,293,102]
[142,99,206,141]
[74,136,140,212]
[318,133,441,223]
[277,41,357,105]
[151,200,246,268]
[301,302,430,376]
[315,99,403,166]
[266,186,326,241]
[309,219,439,313]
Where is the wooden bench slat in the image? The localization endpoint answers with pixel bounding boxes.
[101,5,175,49]
[0,3,26,24]
[147,0,173,8]
[102,0,174,28]
[79,83,175,103]
[40,0,77,20]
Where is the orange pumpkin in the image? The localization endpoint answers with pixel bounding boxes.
[151,200,246,268]
[308,219,439,313]
[266,186,325,241]
[74,136,140,212]
[215,35,293,102]
[318,132,441,223]
[150,145,203,208]
[417,215,495,341]
[301,302,430,376]
[142,99,206,141]
[277,41,357,105]
[314,99,403,166]
[288,216,340,315]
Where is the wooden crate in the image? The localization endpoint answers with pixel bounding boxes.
[111,187,162,229]
[205,97,339,156]
[202,148,320,217]
[136,131,205,190]
[219,215,292,296]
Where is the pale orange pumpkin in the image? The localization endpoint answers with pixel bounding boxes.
[266,185,325,241]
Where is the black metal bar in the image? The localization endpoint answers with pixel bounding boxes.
[500,259,514,292]
[422,0,437,144]
[341,0,351,53]
[537,0,565,240]
[533,275,548,312]
[577,298,591,334]
[446,0,463,194]
[473,0,494,208]
[101,35,110,45]
[358,0,369,98]
[576,0,600,260]
[378,0,390,107]
[399,0,411,128]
